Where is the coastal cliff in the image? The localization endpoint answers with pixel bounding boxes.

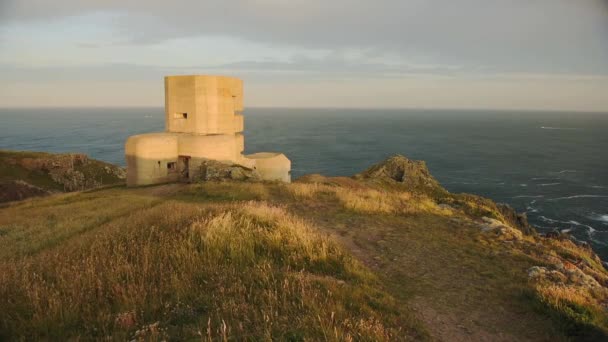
[0,150,125,203]
[0,151,606,340]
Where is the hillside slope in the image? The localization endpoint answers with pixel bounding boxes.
[0,153,607,340]
[0,150,125,203]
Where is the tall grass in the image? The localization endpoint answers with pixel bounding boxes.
[0,189,161,259]
[282,182,333,199]
[333,188,449,216]
[0,196,406,340]
[282,182,449,216]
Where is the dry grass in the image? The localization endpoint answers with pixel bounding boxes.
[283,180,450,218]
[333,187,450,216]
[536,284,597,309]
[282,182,333,199]
[3,178,607,340]
[0,190,410,340]
[175,181,271,202]
[0,189,161,259]
[525,237,608,336]
[532,281,608,336]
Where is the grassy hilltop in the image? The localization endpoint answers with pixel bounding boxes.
[1,152,607,341]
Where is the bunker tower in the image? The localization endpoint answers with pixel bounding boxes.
[125,75,291,186]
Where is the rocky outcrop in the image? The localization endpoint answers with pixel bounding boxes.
[0,150,126,203]
[13,153,125,191]
[479,216,524,240]
[496,203,536,236]
[194,159,261,182]
[355,155,444,192]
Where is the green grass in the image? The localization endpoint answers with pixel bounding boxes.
[0,185,420,341]
[1,178,607,340]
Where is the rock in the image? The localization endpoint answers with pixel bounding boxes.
[496,203,536,236]
[544,230,560,239]
[438,204,454,211]
[51,168,88,191]
[105,165,126,179]
[528,266,547,279]
[355,155,444,191]
[20,153,89,171]
[565,267,601,288]
[195,159,261,182]
[575,240,592,251]
[542,254,565,270]
[528,266,568,283]
[1,151,126,202]
[479,216,523,240]
[546,270,568,283]
[529,263,602,288]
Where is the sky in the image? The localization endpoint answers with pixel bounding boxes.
[0,0,607,111]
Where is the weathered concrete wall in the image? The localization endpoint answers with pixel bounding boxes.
[245,152,291,182]
[165,75,242,135]
[126,75,291,186]
[125,133,179,186]
[234,114,244,133]
[178,134,239,162]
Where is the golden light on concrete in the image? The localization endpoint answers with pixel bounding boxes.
[125,75,290,186]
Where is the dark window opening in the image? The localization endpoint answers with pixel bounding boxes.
[167,162,177,172]
[174,112,188,119]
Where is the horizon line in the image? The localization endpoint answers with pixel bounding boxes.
[0,105,607,114]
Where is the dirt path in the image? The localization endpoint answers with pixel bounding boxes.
[289,204,561,341]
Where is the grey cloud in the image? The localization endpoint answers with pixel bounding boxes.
[1,0,608,74]
[1,57,601,87]
[0,57,464,85]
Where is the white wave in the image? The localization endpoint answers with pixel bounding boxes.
[537,217,597,234]
[539,215,560,224]
[591,185,606,189]
[540,126,580,130]
[519,183,528,187]
[568,220,596,233]
[548,195,608,201]
[539,183,561,186]
[590,238,608,246]
[555,170,577,174]
[589,214,608,224]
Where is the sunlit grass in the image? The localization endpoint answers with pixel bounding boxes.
[282,182,332,199]
[2,177,608,340]
[0,192,407,340]
[333,187,450,216]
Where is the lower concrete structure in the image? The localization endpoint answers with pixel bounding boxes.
[125,133,291,186]
[245,153,291,183]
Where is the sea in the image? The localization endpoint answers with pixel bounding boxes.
[1,107,607,258]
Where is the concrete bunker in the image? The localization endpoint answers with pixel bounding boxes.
[125,75,291,186]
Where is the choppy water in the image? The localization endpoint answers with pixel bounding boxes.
[1,107,607,258]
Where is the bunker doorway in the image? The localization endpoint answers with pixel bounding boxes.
[178,156,190,182]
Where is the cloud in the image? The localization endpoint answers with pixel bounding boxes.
[1,0,607,74]
[1,1,607,110]
[2,62,607,110]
